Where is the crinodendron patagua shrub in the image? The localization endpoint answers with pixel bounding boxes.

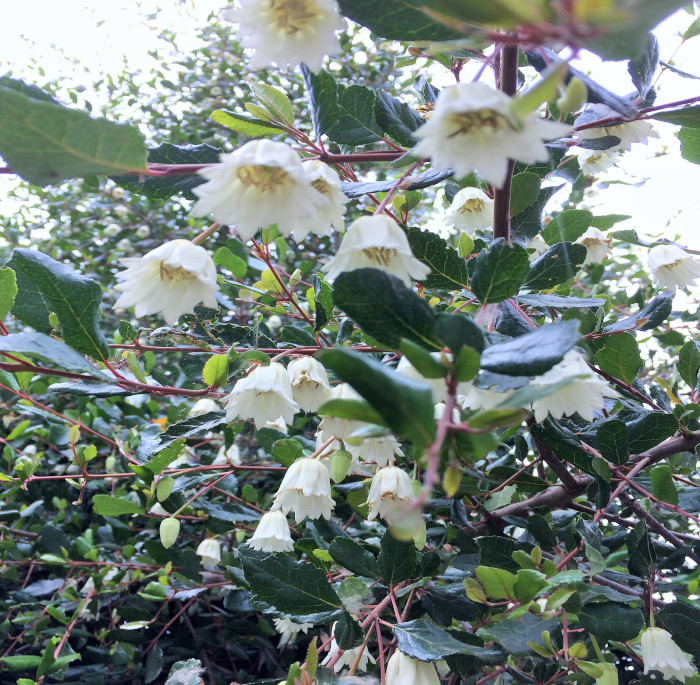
[2,1,700,684]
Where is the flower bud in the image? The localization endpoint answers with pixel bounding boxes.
[330,448,352,483]
[159,517,180,549]
[156,476,175,502]
[556,76,588,114]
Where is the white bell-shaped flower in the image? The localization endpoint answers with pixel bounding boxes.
[578,105,659,152]
[530,349,618,423]
[317,383,366,442]
[113,239,219,326]
[212,443,241,466]
[195,538,221,570]
[641,627,695,682]
[188,398,221,417]
[273,617,312,649]
[365,465,416,524]
[223,0,345,72]
[527,234,550,262]
[271,458,335,522]
[224,362,299,429]
[321,214,430,287]
[249,510,294,552]
[289,160,348,241]
[322,623,376,673]
[576,227,612,265]
[191,140,329,241]
[577,148,619,176]
[386,650,440,685]
[648,244,700,290]
[348,435,405,468]
[412,82,570,188]
[446,186,494,234]
[287,356,332,412]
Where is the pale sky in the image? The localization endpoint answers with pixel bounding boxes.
[2,1,700,248]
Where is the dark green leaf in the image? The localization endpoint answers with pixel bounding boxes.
[650,464,679,505]
[92,495,144,516]
[155,412,226,454]
[336,0,462,40]
[511,185,564,242]
[301,66,339,137]
[334,611,364,650]
[603,296,672,333]
[327,85,382,146]
[7,249,109,360]
[280,325,317,347]
[377,532,417,584]
[531,419,594,474]
[48,380,136,396]
[199,501,260,524]
[478,614,560,657]
[433,313,484,355]
[523,242,587,290]
[596,332,643,384]
[112,143,222,200]
[596,420,629,466]
[332,268,440,350]
[0,332,103,377]
[653,106,700,129]
[509,172,541,216]
[480,320,580,376]
[328,537,379,578]
[318,348,436,446]
[394,619,478,661]
[526,514,558,548]
[678,340,700,389]
[541,209,593,244]
[407,227,470,290]
[658,602,700,656]
[317,398,386,426]
[144,646,163,684]
[0,77,147,186]
[238,548,343,623]
[517,294,606,309]
[374,90,424,147]
[678,127,700,164]
[628,33,659,99]
[470,241,530,304]
[476,537,518,572]
[578,602,645,644]
[626,412,678,454]
[312,273,333,333]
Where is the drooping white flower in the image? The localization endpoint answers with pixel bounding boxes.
[116,238,132,252]
[273,617,313,649]
[196,538,221,570]
[322,624,376,673]
[114,240,219,326]
[135,225,150,239]
[224,362,300,429]
[577,148,619,176]
[271,458,335,522]
[287,356,331,412]
[386,650,440,685]
[317,383,366,442]
[530,349,618,423]
[212,443,242,466]
[249,510,294,552]
[412,82,570,188]
[576,227,612,265]
[191,140,329,241]
[289,160,348,241]
[348,435,405,468]
[527,234,550,262]
[223,0,345,72]
[321,214,430,287]
[365,465,416,524]
[578,105,659,152]
[446,186,494,234]
[648,244,700,290]
[105,223,121,237]
[188,398,221,417]
[641,627,695,682]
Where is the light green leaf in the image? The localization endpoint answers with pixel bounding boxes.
[0,267,17,320]
[0,77,146,186]
[202,355,229,387]
[210,109,283,136]
[249,82,294,125]
[92,494,144,516]
[650,464,679,505]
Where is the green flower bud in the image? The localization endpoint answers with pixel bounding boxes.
[330,449,352,483]
[556,77,588,114]
[159,517,180,549]
[156,476,175,502]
